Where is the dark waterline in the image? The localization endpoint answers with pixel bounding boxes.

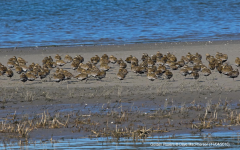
[0,0,240,48]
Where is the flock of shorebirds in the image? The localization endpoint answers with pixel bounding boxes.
[0,51,239,83]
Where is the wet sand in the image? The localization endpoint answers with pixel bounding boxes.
[0,40,240,142]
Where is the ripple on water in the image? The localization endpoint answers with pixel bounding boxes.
[0,0,240,48]
[1,131,239,149]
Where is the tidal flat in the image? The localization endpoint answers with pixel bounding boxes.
[0,41,240,147]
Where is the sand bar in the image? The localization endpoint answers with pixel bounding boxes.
[0,40,240,141]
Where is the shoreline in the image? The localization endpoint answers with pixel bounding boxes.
[0,39,240,49]
[0,40,239,54]
[0,40,240,141]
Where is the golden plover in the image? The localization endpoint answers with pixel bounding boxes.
[117,71,125,80]
[235,57,240,67]
[55,54,61,61]
[96,70,106,80]
[222,65,233,76]
[109,55,117,64]
[220,54,228,62]
[155,70,163,78]
[151,55,157,63]
[119,62,127,69]
[6,69,13,79]
[193,64,201,72]
[156,51,163,59]
[20,73,28,83]
[180,68,188,78]
[56,60,66,66]
[165,70,173,80]
[141,53,148,61]
[192,71,199,80]
[201,67,211,79]
[51,74,63,82]
[71,61,80,70]
[125,55,133,63]
[117,58,124,65]
[100,63,110,71]
[64,55,73,63]
[147,72,157,81]
[15,66,23,74]
[208,62,215,70]
[119,68,128,76]
[75,73,88,81]
[101,54,109,60]
[228,69,239,80]
[7,61,16,68]
[26,72,37,81]
[79,63,90,70]
[8,56,17,62]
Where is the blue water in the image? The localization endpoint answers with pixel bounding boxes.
[1,0,240,48]
[1,132,239,149]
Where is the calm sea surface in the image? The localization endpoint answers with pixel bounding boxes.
[1,132,240,149]
[1,0,240,48]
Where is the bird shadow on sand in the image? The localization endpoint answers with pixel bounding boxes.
[119,81,131,83]
[185,78,194,80]
[11,79,21,81]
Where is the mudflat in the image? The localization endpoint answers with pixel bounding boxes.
[0,40,240,142]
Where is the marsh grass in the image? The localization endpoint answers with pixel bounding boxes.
[1,97,240,143]
[0,79,240,142]
[19,90,36,102]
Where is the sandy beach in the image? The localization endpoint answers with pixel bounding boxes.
[1,40,240,142]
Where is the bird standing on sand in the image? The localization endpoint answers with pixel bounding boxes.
[125,55,133,63]
[56,60,66,66]
[157,65,167,73]
[155,70,163,78]
[201,67,211,80]
[228,69,239,80]
[15,66,23,74]
[64,55,73,63]
[119,62,127,69]
[117,71,125,80]
[222,65,233,76]
[75,73,88,82]
[235,57,240,67]
[7,61,16,68]
[20,73,28,83]
[193,64,201,72]
[55,54,61,61]
[208,62,215,70]
[192,71,199,80]
[109,55,117,64]
[51,74,62,82]
[119,68,128,76]
[147,72,157,81]
[0,65,7,75]
[26,72,37,81]
[6,68,14,79]
[180,68,188,78]
[165,70,173,80]
[96,70,106,80]
[100,63,110,71]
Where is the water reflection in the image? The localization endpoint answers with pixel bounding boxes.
[1,131,239,149]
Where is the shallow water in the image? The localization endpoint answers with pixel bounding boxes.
[1,131,239,149]
[1,0,240,48]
